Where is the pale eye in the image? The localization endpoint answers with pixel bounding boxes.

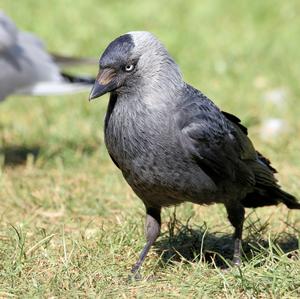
[124,64,135,72]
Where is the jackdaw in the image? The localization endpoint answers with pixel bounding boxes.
[0,11,96,101]
[89,31,300,276]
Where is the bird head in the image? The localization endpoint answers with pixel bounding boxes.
[89,31,182,100]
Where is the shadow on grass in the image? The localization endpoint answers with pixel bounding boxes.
[155,212,299,268]
[0,145,40,166]
[47,142,99,159]
[0,142,99,167]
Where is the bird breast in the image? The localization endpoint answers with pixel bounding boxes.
[104,96,171,171]
[103,95,217,205]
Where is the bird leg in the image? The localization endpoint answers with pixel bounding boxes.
[130,207,161,278]
[225,203,245,266]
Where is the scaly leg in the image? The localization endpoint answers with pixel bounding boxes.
[131,207,161,278]
[225,203,245,266]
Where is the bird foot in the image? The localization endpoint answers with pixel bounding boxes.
[128,271,142,282]
[128,264,143,281]
[232,256,241,267]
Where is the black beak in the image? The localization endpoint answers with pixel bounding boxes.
[89,68,117,100]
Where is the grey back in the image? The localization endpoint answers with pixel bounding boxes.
[0,11,63,101]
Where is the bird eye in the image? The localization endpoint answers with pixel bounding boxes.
[124,64,135,72]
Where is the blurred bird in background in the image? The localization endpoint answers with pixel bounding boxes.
[0,11,97,102]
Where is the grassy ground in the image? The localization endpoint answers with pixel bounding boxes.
[1,0,300,297]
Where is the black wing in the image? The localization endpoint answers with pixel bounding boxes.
[177,87,255,186]
[176,87,299,208]
[221,111,248,135]
[221,110,277,173]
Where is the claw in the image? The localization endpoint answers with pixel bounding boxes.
[232,256,241,267]
[128,270,142,282]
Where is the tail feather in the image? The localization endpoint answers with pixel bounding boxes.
[15,72,95,97]
[271,188,300,209]
[241,189,279,208]
[16,81,93,96]
[61,72,95,85]
[242,187,300,209]
[242,155,299,209]
[50,53,98,67]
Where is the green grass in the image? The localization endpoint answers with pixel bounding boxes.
[1,0,300,297]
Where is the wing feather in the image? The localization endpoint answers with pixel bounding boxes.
[177,86,255,186]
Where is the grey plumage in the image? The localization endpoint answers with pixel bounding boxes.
[0,11,95,101]
[90,31,299,277]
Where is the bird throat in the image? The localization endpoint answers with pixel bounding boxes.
[104,92,170,171]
